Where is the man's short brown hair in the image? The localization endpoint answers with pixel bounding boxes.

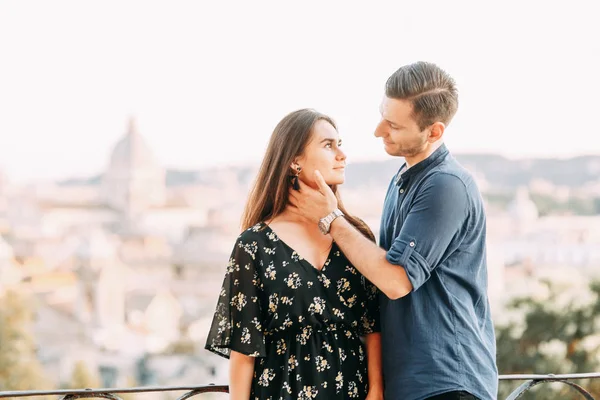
[385,61,458,131]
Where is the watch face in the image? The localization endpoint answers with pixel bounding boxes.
[318,220,328,234]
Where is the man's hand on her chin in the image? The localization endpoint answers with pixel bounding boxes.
[288,170,338,224]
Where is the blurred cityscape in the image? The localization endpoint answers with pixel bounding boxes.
[1,117,600,396]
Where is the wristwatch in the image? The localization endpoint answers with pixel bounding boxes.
[318,209,344,235]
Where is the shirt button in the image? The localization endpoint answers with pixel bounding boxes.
[409,241,415,247]
[399,188,404,194]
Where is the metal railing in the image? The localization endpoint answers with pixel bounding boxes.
[0,384,228,399]
[499,373,600,400]
[1,373,600,399]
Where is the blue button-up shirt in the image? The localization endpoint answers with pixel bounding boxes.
[379,144,498,400]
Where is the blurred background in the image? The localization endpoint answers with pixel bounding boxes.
[0,1,599,399]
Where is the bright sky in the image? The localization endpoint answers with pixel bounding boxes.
[0,1,598,182]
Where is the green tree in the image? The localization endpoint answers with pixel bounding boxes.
[496,280,600,399]
[0,290,52,392]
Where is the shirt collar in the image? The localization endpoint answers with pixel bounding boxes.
[394,144,449,186]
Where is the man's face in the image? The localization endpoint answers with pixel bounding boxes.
[374,96,430,158]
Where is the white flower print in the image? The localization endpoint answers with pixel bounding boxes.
[268,293,279,314]
[258,368,276,387]
[318,274,331,288]
[265,261,276,280]
[276,338,287,355]
[290,251,300,262]
[339,293,358,308]
[282,381,292,394]
[337,278,351,293]
[356,369,364,383]
[284,272,302,289]
[315,355,330,372]
[266,231,278,241]
[252,270,262,287]
[238,240,258,259]
[288,355,299,372]
[348,381,359,398]
[251,317,262,331]
[225,257,236,274]
[333,308,345,319]
[335,371,344,393]
[230,292,247,311]
[296,326,312,345]
[298,386,319,399]
[339,348,347,362]
[308,297,326,315]
[241,327,251,344]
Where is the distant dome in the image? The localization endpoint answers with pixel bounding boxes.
[507,186,538,222]
[108,117,162,173]
[75,229,118,261]
[101,116,166,214]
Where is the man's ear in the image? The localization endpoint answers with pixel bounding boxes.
[428,122,446,142]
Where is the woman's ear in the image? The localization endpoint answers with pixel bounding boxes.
[290,159,302,173]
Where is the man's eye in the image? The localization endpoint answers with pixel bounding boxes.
[325,143,332,148]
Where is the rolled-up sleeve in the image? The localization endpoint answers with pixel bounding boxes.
[386,172,468,292]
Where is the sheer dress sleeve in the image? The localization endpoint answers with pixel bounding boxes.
[358,276,381,336]
[205,235,266,358]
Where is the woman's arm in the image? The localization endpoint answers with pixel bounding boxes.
[364,332,384,399]
[229,350,255,400]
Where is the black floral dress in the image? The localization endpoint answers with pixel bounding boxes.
[205,222,380,400]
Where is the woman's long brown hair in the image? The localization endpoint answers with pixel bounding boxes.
[241,109,374,242]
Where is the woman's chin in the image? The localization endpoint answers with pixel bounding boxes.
[326,177,345,186]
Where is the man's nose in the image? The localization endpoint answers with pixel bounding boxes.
[374,120,386,137]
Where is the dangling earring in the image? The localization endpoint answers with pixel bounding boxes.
[291,166,302,190]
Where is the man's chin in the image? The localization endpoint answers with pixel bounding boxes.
[383,144,397,156]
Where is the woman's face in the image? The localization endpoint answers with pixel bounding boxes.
[295,119,347,188]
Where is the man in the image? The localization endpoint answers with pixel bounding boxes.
[289,61,498,400]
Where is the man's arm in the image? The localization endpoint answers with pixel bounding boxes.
[289,170,469,299]
[288,170,413,299]
[329,216,412,300]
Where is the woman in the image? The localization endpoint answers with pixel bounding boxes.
[205,109,383,400]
